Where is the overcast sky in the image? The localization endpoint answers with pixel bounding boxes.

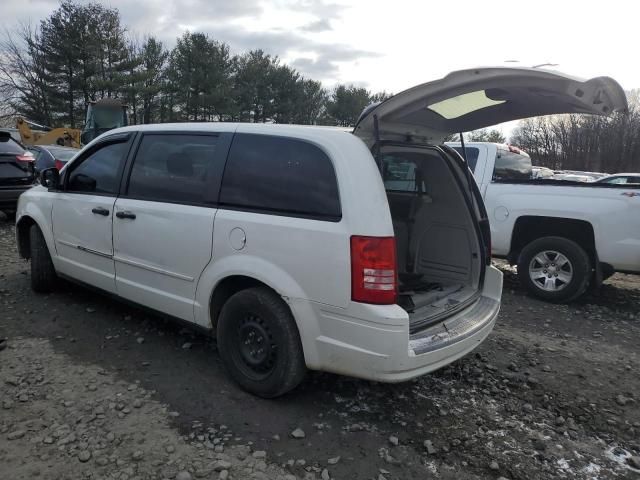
[2,0,637,121]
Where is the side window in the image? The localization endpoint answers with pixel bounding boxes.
[451,147,479,172]
[219,134,341,220]
[127,134,218,204]
[67,141,128,194]
[381,153,428,192]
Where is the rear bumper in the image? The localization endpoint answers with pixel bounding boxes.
[0,185,33,210]
[301,266,502,382]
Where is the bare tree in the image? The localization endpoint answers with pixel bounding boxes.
[0,24,53,125]
[511,95,640,173]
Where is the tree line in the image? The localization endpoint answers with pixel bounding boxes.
[510,91,640,173]
[1,1,638,173]
[0,0,390,129]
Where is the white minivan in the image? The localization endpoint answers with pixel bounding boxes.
[16,67,624,397]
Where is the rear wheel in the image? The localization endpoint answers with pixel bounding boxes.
[29,225,56,293]
[217,287,306,398]
[517,236,590,303]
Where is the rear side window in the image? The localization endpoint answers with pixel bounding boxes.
[0,135,25,154]
[67,141,128,194]
[494,149,532,180]
[127,134,218,204]
[451,147,479,172]
[219,134,341,220]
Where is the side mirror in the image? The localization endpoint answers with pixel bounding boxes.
[40,168,60,190]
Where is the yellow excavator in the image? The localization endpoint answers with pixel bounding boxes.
[16,98,128,148]
[16,118,81,147]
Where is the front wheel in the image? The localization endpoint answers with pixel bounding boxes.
[517,236,591,303]
[217,287,306,398]
[29,225,57,293]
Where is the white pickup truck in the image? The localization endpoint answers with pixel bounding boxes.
[446,142,640,302]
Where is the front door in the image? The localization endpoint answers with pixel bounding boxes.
[112,132,228,321]
[52,135,132,293]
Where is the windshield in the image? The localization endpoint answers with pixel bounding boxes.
[47,147,78,161]
[93,107,125,129]
[381,153,427,192]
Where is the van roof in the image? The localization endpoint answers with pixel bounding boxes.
[109,122,353,137]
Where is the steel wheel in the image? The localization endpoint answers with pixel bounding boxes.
[528,250,573,292]
[217,287,307,397]
[232,314,278,381]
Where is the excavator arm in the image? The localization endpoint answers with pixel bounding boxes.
[16,118,81,148]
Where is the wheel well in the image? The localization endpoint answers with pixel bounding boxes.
[510,216,596,263]
[209,276,277,332]
[16,216,36,259]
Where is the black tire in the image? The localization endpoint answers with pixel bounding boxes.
[29,225,56,293]
[217,287,306,398]
[517,236,591,303]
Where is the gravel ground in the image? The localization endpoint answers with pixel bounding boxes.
[1,219,639,480]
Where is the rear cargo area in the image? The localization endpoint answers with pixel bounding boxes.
[381,146,482,332]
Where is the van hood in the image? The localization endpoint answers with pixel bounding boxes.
[353,67,628,145]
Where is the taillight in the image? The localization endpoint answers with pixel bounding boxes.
[16,154,34,163]
[351,236,397,305]
[508,145,523,155]
[54,159,65,171]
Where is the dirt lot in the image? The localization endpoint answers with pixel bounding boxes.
[1,219,639,480]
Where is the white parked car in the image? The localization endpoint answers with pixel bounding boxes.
[595,173,640,184]
[16,67,626,395]
[532,166,554,179]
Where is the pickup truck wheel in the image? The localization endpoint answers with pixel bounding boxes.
[29,225,57,293]
[217,287,306,398]
[518,236,590,303]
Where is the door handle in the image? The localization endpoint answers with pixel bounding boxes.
[91,207,110,216]
[115,211,136,220]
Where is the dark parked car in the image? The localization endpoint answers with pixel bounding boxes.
[0,132,36,214]
[28,144,79,172]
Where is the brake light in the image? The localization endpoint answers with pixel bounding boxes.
[508,145,522,154]
[351,236,397,305]
[54,159,65,171]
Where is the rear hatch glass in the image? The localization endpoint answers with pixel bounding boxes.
[0,135,26,155]
[47,146,78,162]
[0,133,34,184]
[493,148,532,180]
